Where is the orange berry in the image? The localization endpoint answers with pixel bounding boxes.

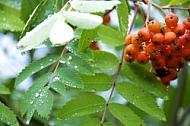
[103,14,110,25]
[89,42,99,50]
[161,25,172,34]
[125,44,137,57]
[152,33,164,45]
[138,27,152,41]
[125,34,133,45]
[136,51,150,64]
[124,54,135,63]
[148,20,161,33]
[183,17,190,30]
[173,24,185,37]
[164,32,177,45]
[151,56,165,69]
[164,12,179,28]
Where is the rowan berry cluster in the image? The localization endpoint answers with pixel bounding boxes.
[124,12,190,87]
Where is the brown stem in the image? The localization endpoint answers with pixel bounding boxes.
[162,6,190,11]
[145,0,151,28]
[100,2,139,125]
[150,1,166,16]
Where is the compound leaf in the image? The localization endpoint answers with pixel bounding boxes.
[17,13,59,52]
[70,1,120,13]
[109,103,145,126]
[92,50,119,68]
[121,63,167,99]
[169,0,188,5]
[0,85,10,95]
[0,10,24,32]
[116,82,166,121]
[0,102,19,126]
[15,55,59,87]
[20,73,53,123]
[98,25,124,46]
[79,73,113,92]
[56,67,83,88]
[58,95,105,119]
[60,53,94,75]
[78,29,98,52]
[116,0,129,37]
[50,81,66,96]
[62,12,102,29]
[78,118,100,126]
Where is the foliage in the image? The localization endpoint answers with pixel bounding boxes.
[0,0,190,126]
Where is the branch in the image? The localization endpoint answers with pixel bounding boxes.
[100,2,139,125]
[170,63,187,126]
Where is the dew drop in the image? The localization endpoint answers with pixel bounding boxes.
[91,88,96,92]
[68,56,72,60]
[26,120,30,124]
[74,65,78,69]
[35,93,39,97]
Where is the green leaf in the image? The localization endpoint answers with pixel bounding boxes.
[0,102,19,126]
[169,0,188,5]
[67,40,94,61]
[20,0,47,38]
[60,53,94,75]
[92,50,119,68]
[78,29,98,52]
[116,82,166,121]
[50,81,66,95]
[56,68,83,88]
[79,73,113,92]
[20,0,40,22]
[70,1,120,13]
[61,12,102,29]
[121,63,167,99]
[98,25,124,46]
[15,55,59,87]
[17,13,59,52]
[58,94,105,119]
[0,10,24,31]
[116,0,129,37]
[103,122,116,126]
[109,103,145,126]
[0,85,10,94]
[20,73,53,121]
[78,118,100,126]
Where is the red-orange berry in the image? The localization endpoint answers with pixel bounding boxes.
[164,32,177,45]
[89,42,99,50]
[181,47,190,61]
[136,51,150,64]
[124,54,135,63]
[103,14,110,25]
[138,27,152,41]
[125,44,137,57]
[173,24,185,37]
[164,12,179,28]
[151,56,165,69]
[125,34,133,45]
[183,17,190,30]
[161,25,172,34]
[148,20,161,33]
[152,33,164,45]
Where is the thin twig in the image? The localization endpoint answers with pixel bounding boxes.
[162,6,190,11]
[100,2,139,125]
[150,1,166,16]
[145,0,151,28]
[170,64,187,126]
